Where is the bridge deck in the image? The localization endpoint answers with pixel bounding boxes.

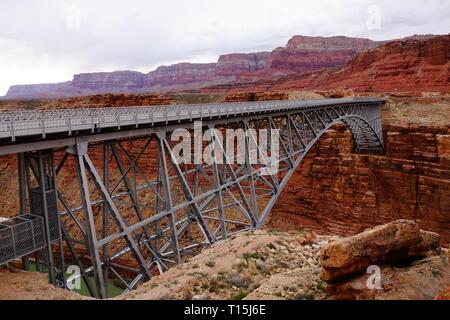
[0,98,385,142]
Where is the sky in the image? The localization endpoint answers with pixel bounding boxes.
[0,0,449,96]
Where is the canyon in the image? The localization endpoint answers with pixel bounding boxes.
[0,32,448,300]
[0,93,448,300]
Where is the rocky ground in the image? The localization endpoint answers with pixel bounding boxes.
[329,256,450,300]
[0,221,448,300]
[120,221,450,300]
[120,229,334,300]
[0,267,85,300]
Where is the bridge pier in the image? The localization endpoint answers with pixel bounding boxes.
[16,150,65,286]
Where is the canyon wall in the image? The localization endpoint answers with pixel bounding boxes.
[4,35,379,99]
[216,52,272,75]
[204,34,449,93]
[267,123,450,244]
[268,35,379,72]
[313,34,450,92]
[72,71,145,91]
[4,34,447,99]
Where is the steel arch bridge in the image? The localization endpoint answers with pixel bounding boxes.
[0,98,385,298]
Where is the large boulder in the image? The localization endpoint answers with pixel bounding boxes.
[320,220,440,281]
[409,230,441,257]
[327,255,450,300]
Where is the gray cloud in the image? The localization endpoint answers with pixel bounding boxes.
[0,0,449,95]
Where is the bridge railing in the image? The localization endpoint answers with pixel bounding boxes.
[0,98,385,140]
[0,214,46,264]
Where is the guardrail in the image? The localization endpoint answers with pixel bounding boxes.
[0,214,45,264]
[0,98,385,141]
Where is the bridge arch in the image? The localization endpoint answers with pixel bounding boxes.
[255,113,384,226]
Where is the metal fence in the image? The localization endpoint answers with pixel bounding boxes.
[0,214,45,264]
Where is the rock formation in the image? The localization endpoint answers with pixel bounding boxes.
[316,34,450,92]
[318,220,448,300]
[72,71,145,91]
[267,120,450,245]
[4,35,379,99]
[5,82,74,100]
[204,34,449,93]
[326,254,449,300]
[216,52,272,75]
[319,220,440,281]
[268,35,379,72]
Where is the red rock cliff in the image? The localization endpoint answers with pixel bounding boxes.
[216,52,271,75]
[267,123,450,244]
[267,35,450,93]
[144,63,219,89]
[72,71,145,91]
[268,35,379,72]
[204,34,449,93]
[4,35,380,99]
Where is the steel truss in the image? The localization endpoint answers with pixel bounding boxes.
[5,100,383,298]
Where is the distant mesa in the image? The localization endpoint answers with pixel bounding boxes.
[3,35,379,99]
[203,34,450,94]
[4,34,448,99]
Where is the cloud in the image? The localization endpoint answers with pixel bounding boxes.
[0,0,449,95]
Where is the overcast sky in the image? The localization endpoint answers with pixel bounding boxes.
[0,0,449,95]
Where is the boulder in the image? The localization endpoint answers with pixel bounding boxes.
[409,230,441,258]
[327,255,450,300]
[320,220,441,281]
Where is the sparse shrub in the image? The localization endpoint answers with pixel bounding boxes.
[231,290,248,300]
[295,291,315,300]
[273,291,283,297]
[205,260,216,268]
[225,272,251,289]
[209,278,228,293]
[243,252,264,261]
[315,281,326,291]
[201,282,210,289]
